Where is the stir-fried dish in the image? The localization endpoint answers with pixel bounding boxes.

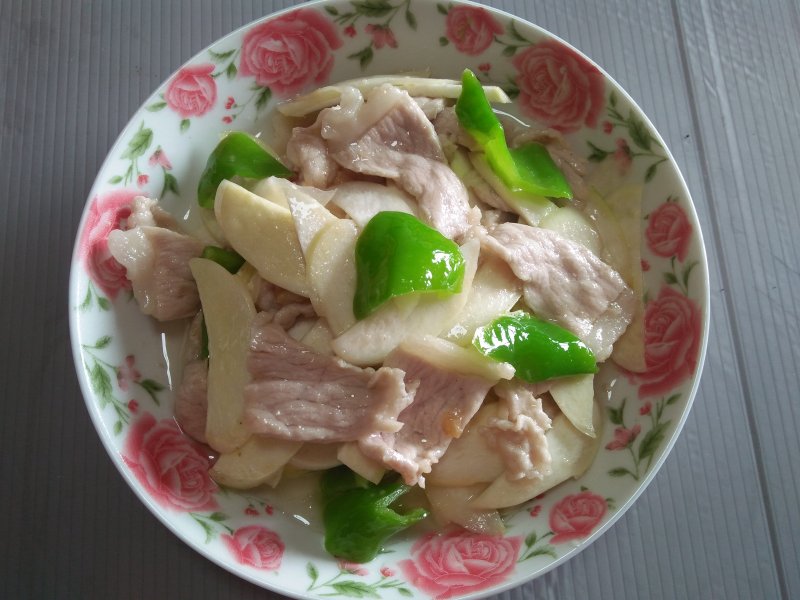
[107,70,646,562]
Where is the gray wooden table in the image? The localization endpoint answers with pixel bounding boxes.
[1,0,797,598]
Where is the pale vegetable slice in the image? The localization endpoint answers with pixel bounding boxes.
[288,443,342,471]
[470,408,602,510]
[263,467,285,489]
[287,194,336,256]
[300,319,334,355]
[199,207,228,245]
[427,402,506,486]
[190,257,256,454]
[584,184,645,371]
[234,262,262,303]
[251,176,335,210]
[287,317,316,341]
[549,374,596,437]
[469,152,556,226]
[209,435,302,489]
[214,179,310,297]
[278,75,511,117]
[329,296,417,366]
[425,484,505,536]
[604,185,646,372]
[444,257,520,345]
[331,238,480,366]
[337,442,386,484]
[399,334,515,381]
[539,206,602,256]
[330,181,418,228]
[304,219,359,335]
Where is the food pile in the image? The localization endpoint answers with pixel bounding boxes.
[107,70,645,562]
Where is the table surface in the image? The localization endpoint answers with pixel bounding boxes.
[2,0,798,598]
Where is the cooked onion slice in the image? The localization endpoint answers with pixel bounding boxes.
[279,75,511,117]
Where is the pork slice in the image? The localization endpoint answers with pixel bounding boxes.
[482,222,634,361]
[254,278,316,330]
[413,96,446,120]
[127,196,180,230]
[485,381,552,481]
[321,85,471,239]
[433,106,479,151]
[175,359,208,444]
[286,120,341,189]
[243,314,416,442]
[108,224,204,321]
[359,344,496,487]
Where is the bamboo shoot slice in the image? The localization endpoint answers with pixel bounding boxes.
[214,180,310,297]
[549,374,596,437]
[426,484,504,535]
[337,442,386,484]
[210,436,302,489]
[190,257,255,454]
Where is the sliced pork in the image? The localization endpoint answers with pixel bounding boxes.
[433,106,479,151]
[413,96,446,120]
[359,339,501,487]
[319,85,471,239]
[243,314,416,442]
[485,381,552,480]
[175,359,209,444]
[127,196,179,230]
[253,278,316,330]
[108,199,204,321]
[482,222,634,361]
[286,119,341,189]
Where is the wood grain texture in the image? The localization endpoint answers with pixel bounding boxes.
[0,1,794,598]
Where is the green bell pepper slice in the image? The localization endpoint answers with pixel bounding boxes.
[473,312,597,382]
[197,131,293,208]
[455,69,572,200]
[200,245,246,274]
[353,211,465,320]
[321,467,427,563]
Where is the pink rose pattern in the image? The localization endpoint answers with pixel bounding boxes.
[400,530,522,599]
[165,64,217,118]
[222,525,284,570]
[239,9,342,97]
[116,355,141,391]
[445,6,504,55]
[513,40,605,133]
[606,424,642,450]
[634,286,703,398]
[365,24,398,49]
[123,413,218,511]
[79,190,136,298]
[549,491,608,544]
[647,201,693,261]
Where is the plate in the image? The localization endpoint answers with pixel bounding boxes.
[69,1,710,597]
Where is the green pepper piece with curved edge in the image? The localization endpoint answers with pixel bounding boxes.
[455,69,572,199]
[197,131,293,208]
[353,211,465,320]
[321,466,427,563]
[473,312,597,382]
[201,245,246,274]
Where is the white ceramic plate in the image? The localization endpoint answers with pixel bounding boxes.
[69,1,710,598]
